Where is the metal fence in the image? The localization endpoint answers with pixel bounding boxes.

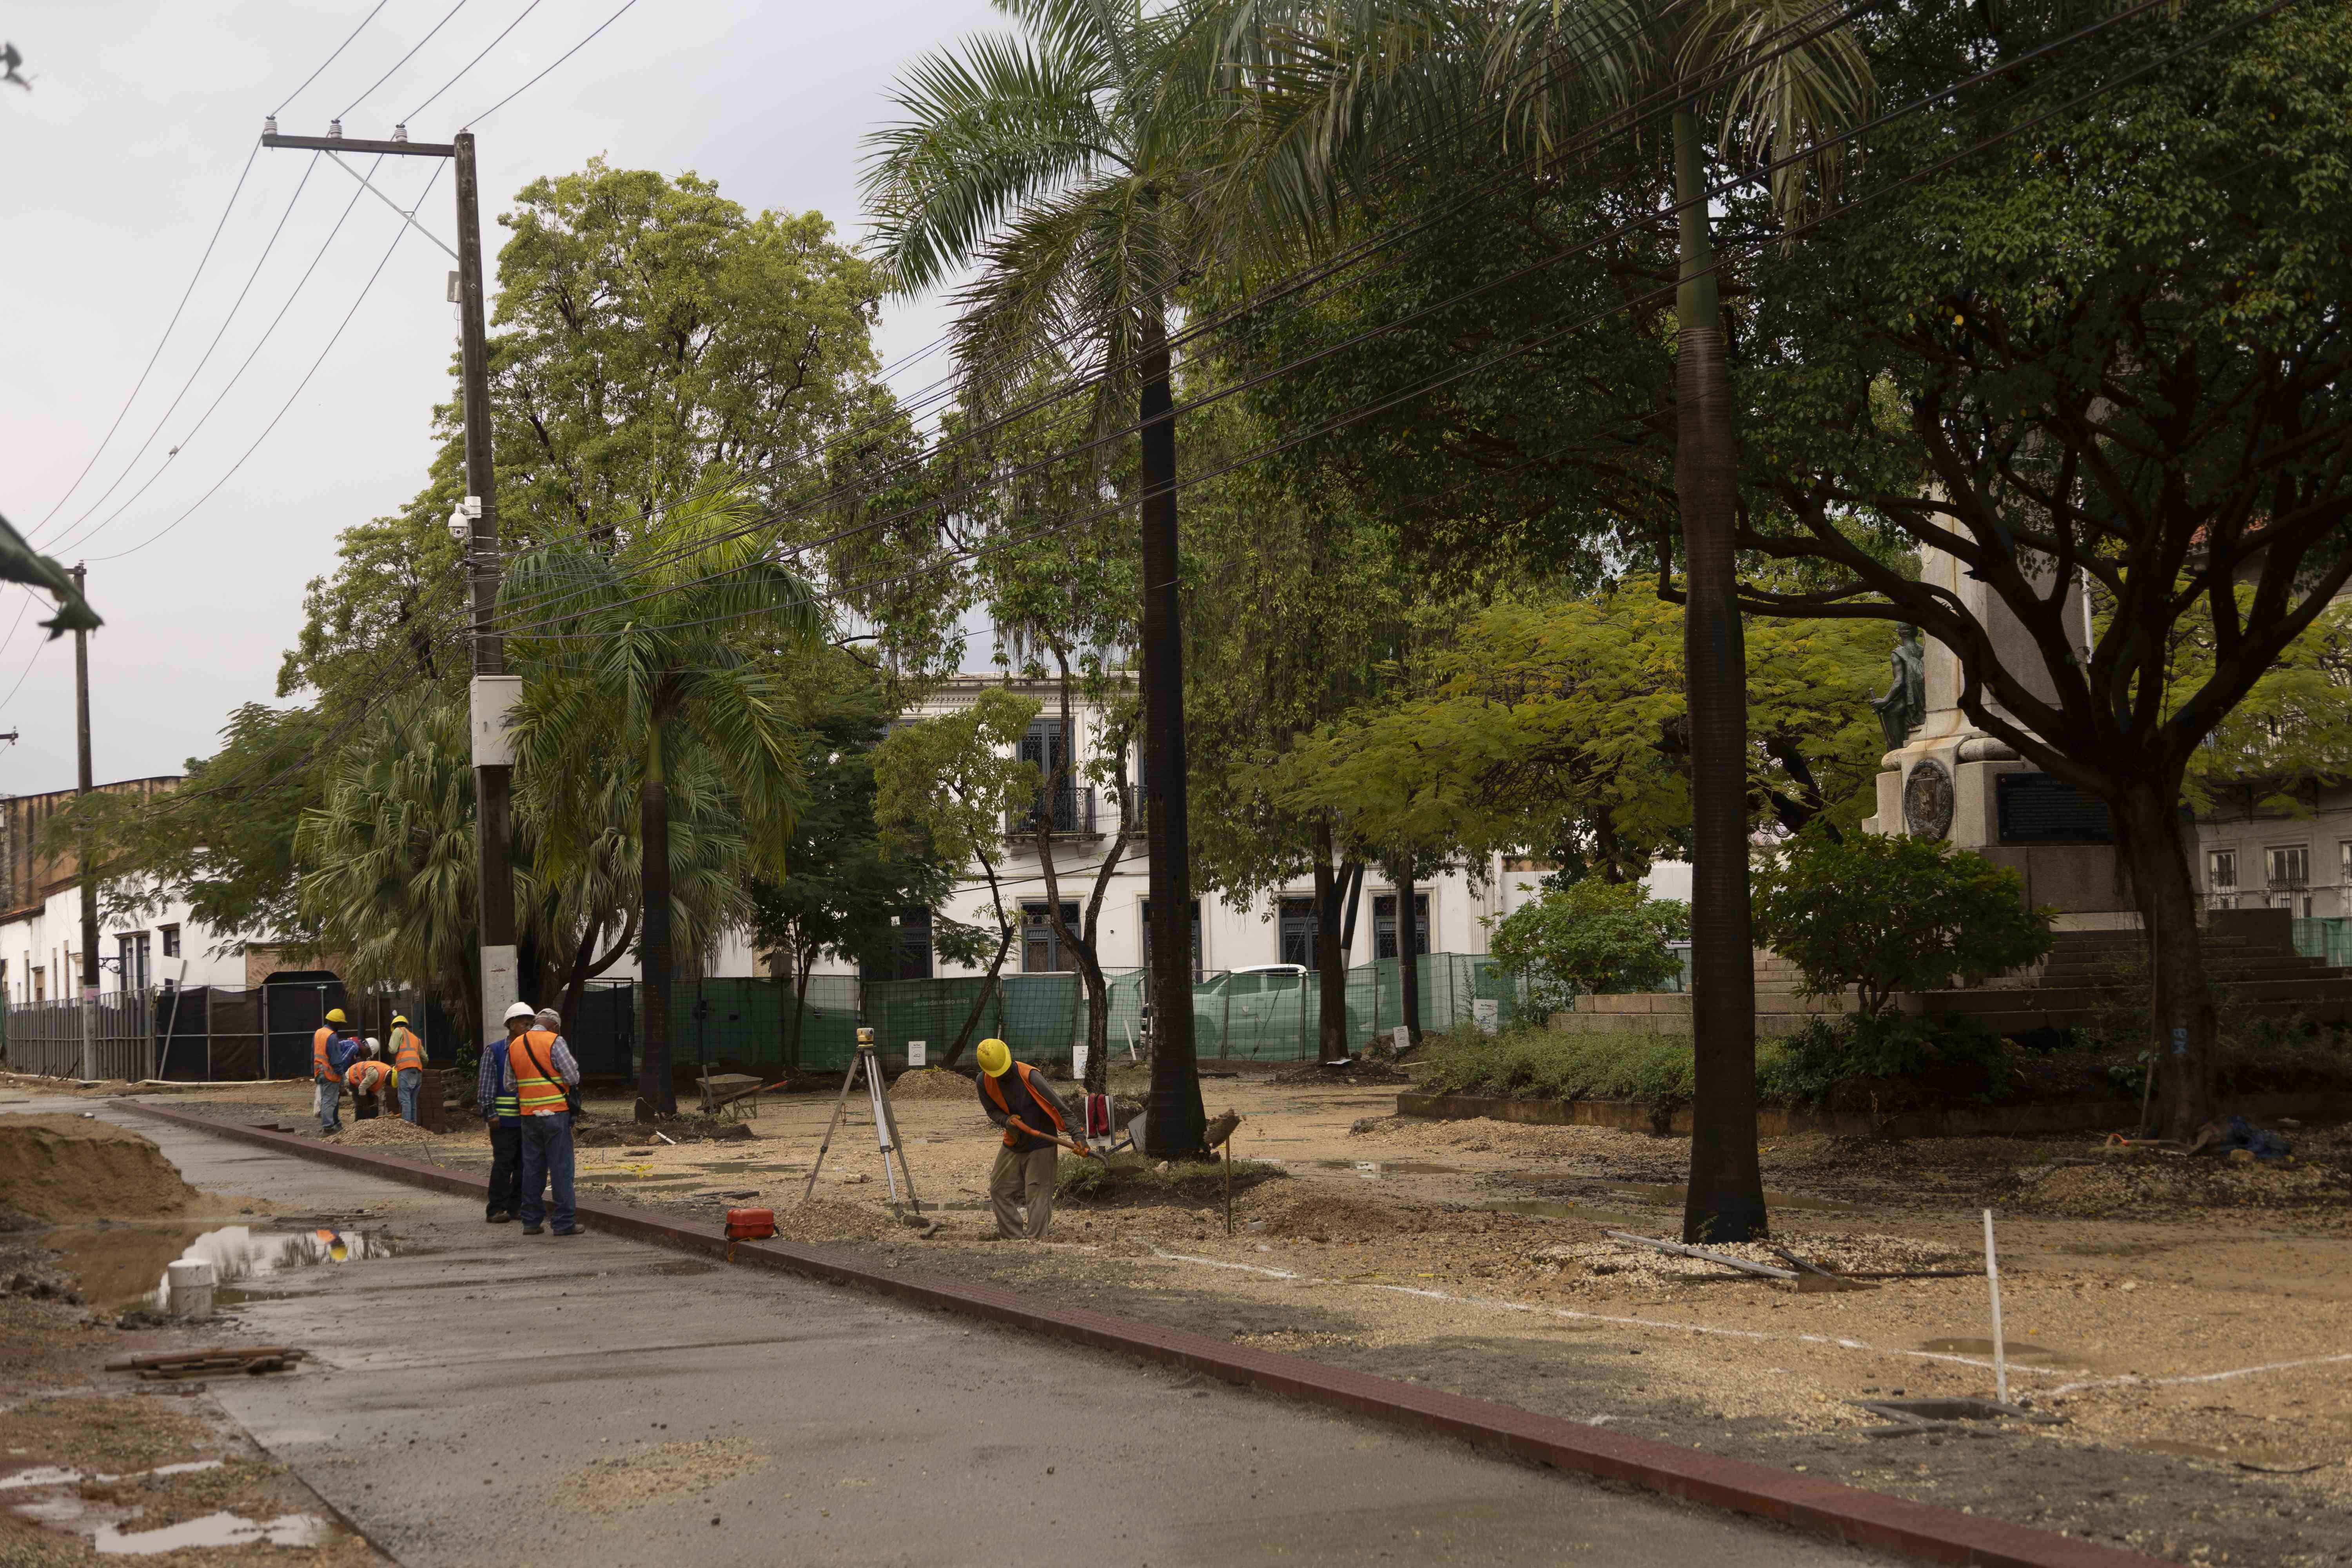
[0,982,456,1083]
[2,991,160,1081]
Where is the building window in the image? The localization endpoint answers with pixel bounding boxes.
[1278,897,1318,969]
[2207,849,2237,891]
[1014,719,1083,833]
[1374,892,1430,961]
[1021,902,1081,973]
[2268,846,2311,889]
[117,933,151,992]
[861,907,933,983]
[160,924,181,958]
[31,966,44,1002]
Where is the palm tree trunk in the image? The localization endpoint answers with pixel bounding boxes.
[1672,106,1767,1245]
[636,722,676,1120]
[1138,309,1205,1158]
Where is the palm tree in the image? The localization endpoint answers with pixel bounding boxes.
[503,489,824,1117]
[863,0,1222,1156]
[1209,0,1871,1241]
[296,691,485,1032]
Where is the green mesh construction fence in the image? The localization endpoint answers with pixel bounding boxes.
[626,954,1527,1076]
[2294,917,2352,969]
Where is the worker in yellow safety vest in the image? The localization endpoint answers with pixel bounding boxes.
[311,1007,360,1134]
[387,1014,426,1123]
[974,1038,1088,1240]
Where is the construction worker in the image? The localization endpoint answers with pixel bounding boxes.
[310,1008,363,1134]
[343,1054,396,1121]
[502,1002,581,1237]
[387,1014,425,1123]
[974,1038,1087,1240]
[475,1011,524,1225]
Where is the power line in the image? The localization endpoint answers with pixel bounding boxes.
[30,142,263,534]
[273,0,394,117]
[468,0,640,125]
[38,154,325,551]
[407,0,545,121]
[89,162,452,564]
[341,0,474,120]
[53,156,395,558]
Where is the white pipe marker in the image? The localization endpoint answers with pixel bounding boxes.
[1984,1207,2007,1404]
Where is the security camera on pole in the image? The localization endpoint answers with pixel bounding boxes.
[263,120,519,1053]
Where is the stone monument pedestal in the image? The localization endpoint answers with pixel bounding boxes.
[1858,549,2136,929]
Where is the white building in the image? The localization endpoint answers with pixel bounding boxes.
[801,675,1555,985]
[0,778,248,1005]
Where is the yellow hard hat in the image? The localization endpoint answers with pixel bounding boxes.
[390,1014,408,1026]
[976,1038,1012,1078]
[325,1008,348,1024]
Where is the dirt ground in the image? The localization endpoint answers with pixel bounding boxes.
[12,1068,2352,1564]
[0,1087,388,1563]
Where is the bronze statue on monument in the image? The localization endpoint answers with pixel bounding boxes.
[1870,624,1927,751]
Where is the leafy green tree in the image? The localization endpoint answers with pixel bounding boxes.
[1489,879,1690,1015]
[863,0,1225,1154]
[491,159,889,534]
[1182,399,1412,1060]
[747,665,965,1068]
[58,704,334,944]
[1753,833,2053,1017]
[294,692,485,1028]
[1212,0,1875,1238]
[504,489,823,1116]
[1734,0,2352,1135]
[872,688,1046,1066]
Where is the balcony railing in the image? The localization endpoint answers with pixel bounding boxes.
[1006,785,1096,839]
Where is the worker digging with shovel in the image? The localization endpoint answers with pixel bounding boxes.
[975,1038,1094,1240]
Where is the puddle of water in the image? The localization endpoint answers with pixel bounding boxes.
[94,1511,330,1555]
[0,1467,83,1493]
[44,1223,405,1311]
[1916,1336,2086,1367]
[1,1461,224,1495]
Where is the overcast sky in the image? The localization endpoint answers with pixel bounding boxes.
[1,0,996,797]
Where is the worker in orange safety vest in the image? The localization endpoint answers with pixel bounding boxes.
[973,1037,1088,1240]
[311,1008,361,1134]
[344,1054,396,1122]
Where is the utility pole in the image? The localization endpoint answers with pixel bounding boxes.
[73,562,98,1080]
[264,121,517,1054]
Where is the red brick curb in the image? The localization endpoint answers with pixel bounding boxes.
[130,1102,2155,1568]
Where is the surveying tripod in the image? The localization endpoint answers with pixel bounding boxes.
[800,1028,923,1215]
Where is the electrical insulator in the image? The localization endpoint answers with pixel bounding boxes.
[263,115,278,137]
[392,123,408,143]
[327,118,343,140]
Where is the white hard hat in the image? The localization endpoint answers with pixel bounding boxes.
[364,1037,381,1055]
[503,1002,536,1024]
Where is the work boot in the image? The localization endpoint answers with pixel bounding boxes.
[552,1227,581,1237]
[485,1212,514,1224]
[522,1224,544,1236]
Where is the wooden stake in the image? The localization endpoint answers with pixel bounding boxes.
[1223,1137,1233,1236]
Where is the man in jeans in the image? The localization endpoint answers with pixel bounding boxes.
[509,1004,582,1237]
[387,1014,426,1123]
[475,1005,528,1224]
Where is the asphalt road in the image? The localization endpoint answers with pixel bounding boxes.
[24,1099,1893,1567]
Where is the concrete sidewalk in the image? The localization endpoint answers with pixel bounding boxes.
[40,1099,1893,1567]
